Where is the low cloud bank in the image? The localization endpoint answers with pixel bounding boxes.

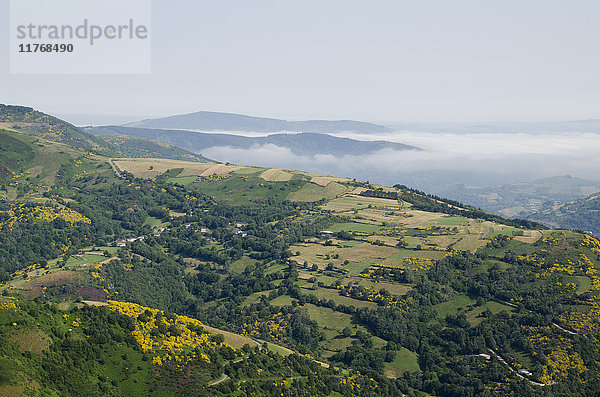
[201,131,600,190]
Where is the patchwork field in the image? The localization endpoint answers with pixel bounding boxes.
[112,158,214,178]
[260,168,293,181]
[1,150,571,390]
[287,181,348,202]
[310,175,350,186]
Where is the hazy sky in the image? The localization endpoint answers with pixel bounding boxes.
[2,0,600,123]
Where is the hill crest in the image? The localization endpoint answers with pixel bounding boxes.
[125,110,392,133]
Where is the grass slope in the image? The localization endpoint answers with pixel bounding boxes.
[98,135,211,162]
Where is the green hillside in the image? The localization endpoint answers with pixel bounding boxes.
[0,104,114,154]
[98,135,211,162]
[0,130,35,177]
[528,192,600,236]
[0,105,213,162]
[0,298,336,396]
[1,122,600,395]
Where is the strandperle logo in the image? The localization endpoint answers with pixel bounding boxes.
[15,19,149,45]
[10,0,151,75]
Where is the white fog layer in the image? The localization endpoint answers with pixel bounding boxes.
[201,131,600,191]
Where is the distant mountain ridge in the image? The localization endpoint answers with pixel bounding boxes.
[527,191,600,236]
[435,175,600,219]
[125,110,392,133]
[0,104,211,162]
[387,119,600,134]
[85,125,420,156]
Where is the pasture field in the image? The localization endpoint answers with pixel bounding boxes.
[292,242,341,268]
[112,158,213,178]
[298,272,339,285]
[514,229,543,243]
[435,216,470,226]
[303,304,374,353]
[323,337,353,357]
[230,256,257,274]
[434,295,515,326]
[328,222,383,234]
[466,301,515,325]
[291,240,401,271]
[260,168,293,181]
[381,249,445,263]
[364,235,401,246]
[434,295,476,318]
[94,246,120,254]
[166,175,197,185]
[189,174,307,205]
[402,234,462,250]
[310,175,350,186]
[143,215,169,228]
[343,258,379,276]
[384,348,420,378]
[242,290,272,306]
[199,163,243,176]
[232,166,265,175]
[269,295,296,307]
[341,278,413,296]
[287,181,347,202]
[563,275,593,294]
[65,252,110,267]
[203,325,260,349]
[322,195,400,213]
[305,304,355,332]
[452,235,490,252]
[262,341,295,356]
[303,287,378,309]
[337,242,398,263]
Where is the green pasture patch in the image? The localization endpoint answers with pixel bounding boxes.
[563,275,593,294]
[143,215,166,227]
[434,295,476,318]
[328,222,382,234]
[242,291,272,307]
[305,304,355,332]
[466,301,515,326]
[269,295,296,307]
[304,287,378,309]
[288,181,347,202]
[434,216,469,226]
[167,175,197,185]
[230,256,256,274]
[384,348,420,378]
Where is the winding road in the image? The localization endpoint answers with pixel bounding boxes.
[108,159,122,178]
[208,373,229,386]
[488,349,547,387]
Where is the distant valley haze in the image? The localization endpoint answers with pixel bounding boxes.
[78,109,600,207]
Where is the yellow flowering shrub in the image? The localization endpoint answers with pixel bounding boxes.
[107,300,234,366]
[0,203,90,230]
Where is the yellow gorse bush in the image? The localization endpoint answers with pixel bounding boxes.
[194,173,230,183]
[107,300,233,366]
[0,203,90,230]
